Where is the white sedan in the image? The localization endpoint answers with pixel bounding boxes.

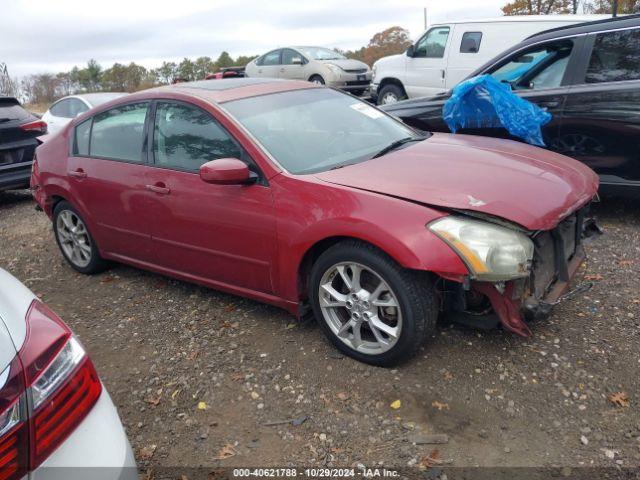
[41,93,127,136]
[0,268,137,480]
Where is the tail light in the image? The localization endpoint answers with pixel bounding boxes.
[19,120,48,134]
[0,301,102,479]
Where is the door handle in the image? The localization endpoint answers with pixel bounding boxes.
[441,69,445,80]
[538,100,560,108]
[68,169,87,179]
[279,68,285,73]
[145,183,170,195]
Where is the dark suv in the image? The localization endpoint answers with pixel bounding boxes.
[0,97,47,192]
[382,15,640,193]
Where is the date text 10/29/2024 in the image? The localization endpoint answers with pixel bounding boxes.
[232,468,401,478]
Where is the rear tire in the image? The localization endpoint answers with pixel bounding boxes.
[53,201,109,274]
[377,84,406,105]
[309,240,436,366]
[309,75,325,85]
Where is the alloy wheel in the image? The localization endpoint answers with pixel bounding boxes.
[56,210,92,268]
[318,262,402,355]
[381,92,399,105]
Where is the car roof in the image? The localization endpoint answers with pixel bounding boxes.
[467,14,640,79]
[527,12,640,40]
[131,77,320,104]
[431,14,610,25]
[77,92,129,106]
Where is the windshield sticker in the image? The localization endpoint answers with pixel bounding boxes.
[350,103,384,119]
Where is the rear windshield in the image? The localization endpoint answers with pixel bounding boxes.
[0,99,30,123]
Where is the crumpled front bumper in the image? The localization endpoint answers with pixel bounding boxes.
[446,203,601,336]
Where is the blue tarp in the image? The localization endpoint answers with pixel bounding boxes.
[442,74,552,147]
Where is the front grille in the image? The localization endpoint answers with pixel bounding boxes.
[344,68,367,74]
[530,204,588,298]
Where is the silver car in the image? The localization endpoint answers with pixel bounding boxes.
[0,268,137,480]
[245,46,372,95]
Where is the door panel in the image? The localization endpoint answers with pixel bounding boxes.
[255,49,281,79]
[445,87,565,148]
[145,169,277,293]
[279,49,306,80]
[145,100,277,293]
[66,157,154,261]
[560,82,640,183]
[66,101,154,262]
[559,29,640,183]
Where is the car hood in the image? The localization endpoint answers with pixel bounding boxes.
[323,59,370,71]
[315,133,599,231]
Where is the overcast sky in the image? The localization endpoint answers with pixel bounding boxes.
[1,0,506,77]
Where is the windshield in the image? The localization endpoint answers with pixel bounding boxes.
[223,88,421,174]
[298,47,346,61]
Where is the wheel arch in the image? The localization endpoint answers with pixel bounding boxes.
[378,77,406,95]
[295,229,467,305]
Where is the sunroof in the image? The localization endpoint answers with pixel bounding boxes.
[172,78,283,91]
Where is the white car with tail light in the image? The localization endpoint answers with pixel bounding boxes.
[0,268,137,480]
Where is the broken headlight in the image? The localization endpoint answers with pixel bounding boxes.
[428,216,534,281]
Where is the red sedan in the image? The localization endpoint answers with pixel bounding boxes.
[31,78,599,366]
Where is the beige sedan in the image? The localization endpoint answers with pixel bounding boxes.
[245,46,372,95]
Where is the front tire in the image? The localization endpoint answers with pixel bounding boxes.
[309,240,436,366]
[53,200,109,274]
[309,75,325,85]
[377,84,406,105]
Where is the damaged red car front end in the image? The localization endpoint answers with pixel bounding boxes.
[317,133,601,336]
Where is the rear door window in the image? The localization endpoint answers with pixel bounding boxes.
[460,32,482,53]
[68,99,89,118]
[90,103,149,162]
[73,119,91,156]
[585,28,640,83]
[282,49,304,65]
[50,99,72,118]
[0,99,30,122]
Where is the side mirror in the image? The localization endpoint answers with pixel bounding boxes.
[199,158,255,185]
[292,57,303,65]
[406,45,415,57]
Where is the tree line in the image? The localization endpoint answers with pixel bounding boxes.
[15,52,259,105]
[3,25,413,106]
[501,0,639,15]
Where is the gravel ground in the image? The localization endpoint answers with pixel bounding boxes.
[0,190,639,475]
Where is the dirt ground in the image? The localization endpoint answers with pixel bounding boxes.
[1,190,639,476]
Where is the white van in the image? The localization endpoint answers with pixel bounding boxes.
[371,15,609,104]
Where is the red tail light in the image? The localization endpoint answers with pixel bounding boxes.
[0,359,28,480]
[0,301,102,478]
[19,120,47,134]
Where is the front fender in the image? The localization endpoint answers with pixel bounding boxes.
[271,176,468,304]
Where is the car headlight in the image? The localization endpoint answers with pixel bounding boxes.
[372,64,377,79]
[326,63,342,73]
[428,216,534,281]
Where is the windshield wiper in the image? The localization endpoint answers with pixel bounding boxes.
[0,118,12,123]
[371,137,424,159]
[329,162,358,170]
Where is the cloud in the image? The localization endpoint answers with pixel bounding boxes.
[1,0,505,77]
